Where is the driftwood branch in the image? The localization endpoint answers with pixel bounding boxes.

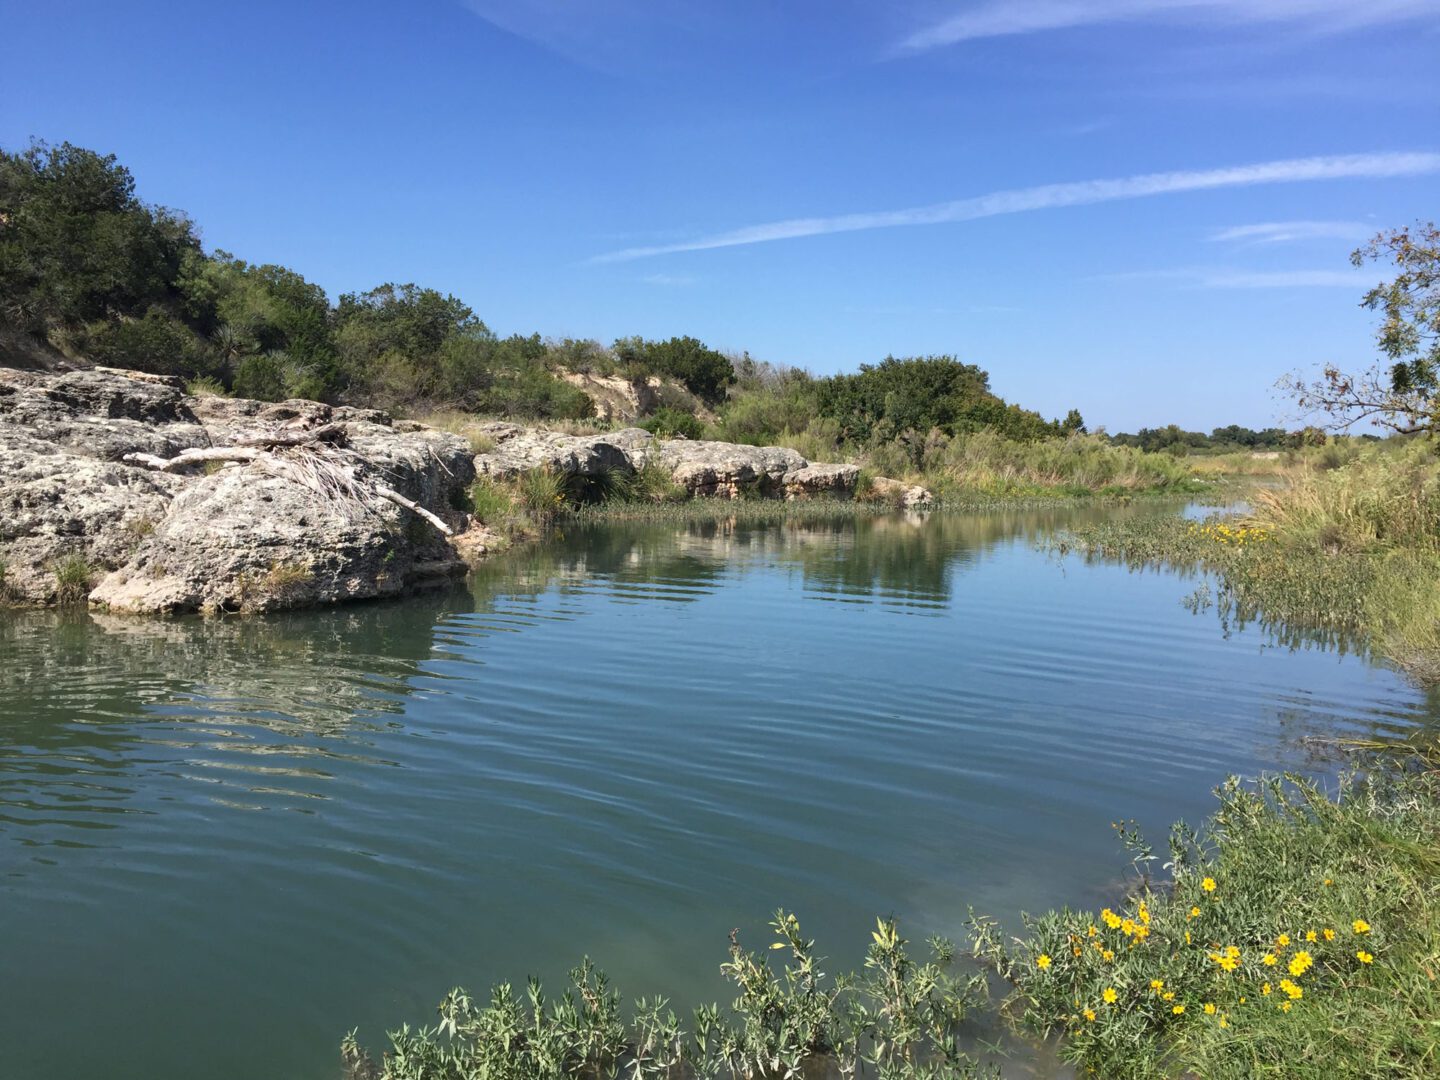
[375,485,453,536]
[123,447,264,471]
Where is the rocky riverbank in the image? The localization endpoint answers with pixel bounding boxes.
[0,367,916,615]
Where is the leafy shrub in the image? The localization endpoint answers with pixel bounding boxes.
[343,913,991,1080]
[639,407,703,440]
[80,306,215,377]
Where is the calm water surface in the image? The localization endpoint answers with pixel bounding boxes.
[1,506,1433,1079]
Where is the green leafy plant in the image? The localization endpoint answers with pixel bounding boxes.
[344,914,992,1080]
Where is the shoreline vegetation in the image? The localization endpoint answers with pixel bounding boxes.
[1055,439,1440,690]
[345,762,1440,1080]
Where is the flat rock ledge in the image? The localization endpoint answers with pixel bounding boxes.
[0,367,906,615]
[473,424,862,500]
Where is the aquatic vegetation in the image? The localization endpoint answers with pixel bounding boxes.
[974,767,1440,1079]
[342,912,994,1080]
[1056,443,1440,685]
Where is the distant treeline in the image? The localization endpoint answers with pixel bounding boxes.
[1108,424,1380,455]
[1,139,1283,465]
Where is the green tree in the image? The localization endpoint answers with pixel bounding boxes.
[334,283,494,403]
[1284,221,1439,434]
[177,251,337,398]
[0,140,200,335]
[613,335,736,404]
[812,355,1055,446]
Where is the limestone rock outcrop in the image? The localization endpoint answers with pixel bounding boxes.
[0,365,886,615]
[1,367,474,613]
[473,425,862,501]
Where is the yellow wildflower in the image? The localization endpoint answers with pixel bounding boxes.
[1102,987,1118,1004]
[1276,934,1290,949]
[1305,930,1317,943]
[1323,928,1335,941]
[1281,1001,1292,1013]
[1353,919,1370,934]
[1102,948,1114,962]
[1203,1003,1216,1015]
[1162,991,1176,1001]
[1279,979,1302,1000]
[1288,951,1313,977]
[1201,877,1217,893]
[1121,918,1136,937]
[1087,925,1098,938]
[1172,1004,1185,1015]
[1262,954,1278,967]
[1357,950,1374,964]
[1219,1014,1229,1028]
[1083,1008,1095,1022]
[1037,954,1052,970]
[1150,979,1164,991]
[1185,931,1191,944]
[1189,906,1201,919]
[1101,908,1121,929]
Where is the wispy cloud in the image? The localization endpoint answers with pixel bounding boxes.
[592,151,1440,263]
[641,272,697,286]
[1208,220,1375,244]
[897,0,1438,53]
[1101,267,1374,288]
[1198,269,1374,288]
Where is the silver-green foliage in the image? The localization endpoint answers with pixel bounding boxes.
[343,913,993,1080]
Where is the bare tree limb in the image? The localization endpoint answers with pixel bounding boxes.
[374,485,454,536]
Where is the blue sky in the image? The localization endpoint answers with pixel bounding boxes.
[3,1,1437,431]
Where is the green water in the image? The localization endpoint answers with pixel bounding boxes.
[1,506,1432,1079]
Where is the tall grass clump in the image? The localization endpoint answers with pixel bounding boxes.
[976,766,1440,1079]
[52,554,94,605]
[518,468,568,517]
[342,912,995,1080]
[469,477,516,524]
[1248,441,1440,556]
[605,457,687,505]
